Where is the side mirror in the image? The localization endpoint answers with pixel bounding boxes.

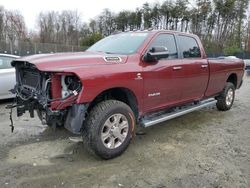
[143,46,169,62]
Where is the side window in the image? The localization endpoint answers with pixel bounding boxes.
[178,36,201,58]
[0,57,14,69]
[149,34,178,59]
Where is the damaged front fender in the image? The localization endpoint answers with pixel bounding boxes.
[10,61,86,134]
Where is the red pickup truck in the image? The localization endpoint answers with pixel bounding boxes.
[11,30,244,159]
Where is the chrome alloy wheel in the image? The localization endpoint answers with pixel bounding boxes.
[101,113,129,149]
[226,88,234,106]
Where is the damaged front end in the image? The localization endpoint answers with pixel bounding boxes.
[10,61,87,134]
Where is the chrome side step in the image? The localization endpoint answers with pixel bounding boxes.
[141,98,217,128]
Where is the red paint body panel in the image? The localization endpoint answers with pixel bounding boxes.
[205,58,244,96]
[15,30,245,117]
[51,75,61,99]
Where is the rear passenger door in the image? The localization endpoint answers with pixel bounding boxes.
[176,35,209,101]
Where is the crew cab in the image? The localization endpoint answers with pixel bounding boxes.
[11,30,245,159]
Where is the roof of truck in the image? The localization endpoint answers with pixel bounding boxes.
[113,29,199,38]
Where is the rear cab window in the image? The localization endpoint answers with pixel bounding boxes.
[178,35,201,58]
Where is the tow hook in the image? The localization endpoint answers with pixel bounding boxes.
[40,111,57,130]
[40,111,47,125]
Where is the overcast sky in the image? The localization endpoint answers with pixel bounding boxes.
[0,0,167,31]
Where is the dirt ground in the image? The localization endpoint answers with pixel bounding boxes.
[0,75,249,188]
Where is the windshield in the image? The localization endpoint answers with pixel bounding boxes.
[87,32,148,55]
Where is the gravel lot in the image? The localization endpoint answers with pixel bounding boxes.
[0,74,249,188]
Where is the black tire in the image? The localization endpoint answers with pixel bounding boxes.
[216,82,235,111]
[82,100,135,159]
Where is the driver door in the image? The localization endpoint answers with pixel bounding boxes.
[142,33,184,113]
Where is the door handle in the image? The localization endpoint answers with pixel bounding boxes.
[173,66,182,70]
[201,64,208,68]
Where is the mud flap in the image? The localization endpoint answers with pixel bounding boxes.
[238,80,243,89]
[64,104,88,134]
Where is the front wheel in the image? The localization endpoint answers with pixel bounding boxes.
[216,82,235,111]
[82,100,135,159]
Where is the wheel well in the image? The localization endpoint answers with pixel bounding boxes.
[227,73,237,88]
[87,88,139,119]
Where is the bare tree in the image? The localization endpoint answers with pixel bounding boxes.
[4,10,26,53]
[0,6,5,41]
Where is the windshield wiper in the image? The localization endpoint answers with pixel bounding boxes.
[94,51,115,54]
[105,51,115,54]
[94,50,118,54]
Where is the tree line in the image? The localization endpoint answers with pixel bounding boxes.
[0,7,26,53]
[0,0,250,55]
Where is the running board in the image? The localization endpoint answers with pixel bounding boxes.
[141,98,217,128]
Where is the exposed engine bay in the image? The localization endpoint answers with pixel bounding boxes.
[10,61,86,133]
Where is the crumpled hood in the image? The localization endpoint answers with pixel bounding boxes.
[13,51,128,71]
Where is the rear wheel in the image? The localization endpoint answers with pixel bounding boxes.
[82,100,135,159]
[216,82,235,111]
